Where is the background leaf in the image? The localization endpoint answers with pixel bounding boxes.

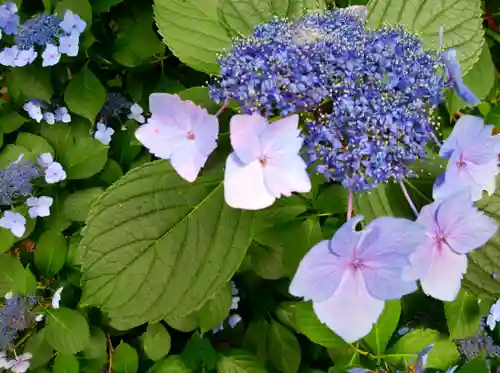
[364,300,401,355]
[113,342,139,373]
[45,308,91,354]
[444,289,481,339]
[142,323,171,362]
[52,354,80,373]
[34,230,68,276]
[267,319,301,373]
[216,349,267,373]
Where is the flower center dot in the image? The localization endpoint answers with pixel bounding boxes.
[187,132,195,140]
[259,157,267,166]
[351,259,363,269]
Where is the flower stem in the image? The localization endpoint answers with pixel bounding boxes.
[430,132,442,147]
[215,100,228,117]
[347,187,353,220]
[399,181,418,217]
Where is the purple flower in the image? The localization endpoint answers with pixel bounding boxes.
[0,211,25,238]
[0,2,19,35]
[41,43,60,66]
[15,14,61,49]
[54,107,71,123]
[94,122,114,145]
[58,32,79,57]
[43,112,55,124]
[26,196,53,218]
[434,115,500,201]
[135,93,219,182]
[23,100,43,122]
[0,46,19,66]
[59,10,86,35]
[12,47,36,67]
[224,114,311,210]
[290,216,424,342]
[405,193,497,301]
[441,49,480,108]
[0,156,40,205]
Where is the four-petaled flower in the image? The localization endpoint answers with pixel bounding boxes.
[128,102,145,123]
[0,211,26,238]
[434,115,500,202]
[58,32,79,57]
[41,43,60,67]
[94,122,115,145]
[441,49,480,108]
[135,93,219,182]
[23,101,43,123]
[54,107,71,123]
[38,154,66,184]
[0,352,32,373]
[26,196,53,218]
[224,113,311,210]
[59,10,86,35]
[404,192,497,301]
[43,111,55,124]
[290,216,424,342]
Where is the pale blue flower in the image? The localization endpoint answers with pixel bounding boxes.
[212,323,224,334]
[58,32,79,57]
[12,47,36,67]
[487,300,500,330]
[0,2,19,36]
[44,162,66,184]
[0,46,19,66]
[26,196,53,218]
[0,211,25,238]
[4,352,31,373]
[127,102,145,123]
[290,216,424,342]
[405,192,497,301]
[41,43,60,67]
[43,112,55,125]
[52,287,63,309]
[37,153,53,169]
[94,122,114,145]
[228,314,242,328]
[59,10,86,35]
[441,49,480,108]
[434,115,500,201]
[54,107,71,123]
[23,101,43,123]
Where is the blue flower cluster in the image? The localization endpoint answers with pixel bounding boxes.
[0,157,40,206]
[210,10,446,190]
[23,99,71,124]
[0,2,19,36]
[0,294,37,349]
[0,6,86,67]
[456,320,500,360]
[99,93,133,121]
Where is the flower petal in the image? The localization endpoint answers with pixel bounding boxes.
[193,113,219,156]
[289,240,346,302]
[230,114,267,164]
[313,268,384,343]
[170,140,207,182]
[263,154,311,198]
[403,237,436,282]
[224,153,275,210]
[135,118,184,159]
[149,93,183,119]
[260,114,302,157]
[439,115,485,159]
[329,216,364,257]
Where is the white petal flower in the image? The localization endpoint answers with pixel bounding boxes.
[52,287,64,309]
[0,211,26,238]
[94,122,115,145]
[44,162,66,184]
[128,103,145,123]
[37,152,54,168]
[26,196,53,218]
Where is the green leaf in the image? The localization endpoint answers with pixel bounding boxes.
[267,320,301,373]
[249,242,285,280]
[196,282,232,331]
[293,302,350,351]
[486,105,500,129]
[90,0,123,13]
[16,133,54,156]
[275,301,298,330]
[444,289,481,339]
[457,355,488,373]
[64,65,106,123]
[364,300,401,355]
[217,349,266,373]
[164,313,199,332]
[8,65,53,102]
[113,10,164,67]
[99,159,124,185]
[147,356,190,373]
[60,137,108,180]
[142,323,171,362]
[153,0,231,74]
[54,0,93,26]
[63,188,104,222]
[243,319,269,363]
[0,108,28,134]
[80,327,107,372]
[35,230,68,276]
[114,342,139,373]
[313,185,348,214]
[53,354,80,373]
[253,196,309,233]
[0,254,26,294]
[181,334,218,371]
[448,44,495,113]
[366,0,483,73]
[386,329,460,369]
[177,87,220,114]
[40,123,73,156]
[111,121,142,169]
[80,160,253,329]
[24,330,54,369]
[45,308,91,354]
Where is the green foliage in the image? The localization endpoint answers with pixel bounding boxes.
[142,323,171,362]
[216,349,267,373]
[34,230,68,276]
[267,319,301,373]
[113,342,139,373]
[45,308,91,354]
[364,300,401,355]
[52,354,80,373]
[444,289,481,339]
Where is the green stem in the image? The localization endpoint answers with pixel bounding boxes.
[486,28,500,43]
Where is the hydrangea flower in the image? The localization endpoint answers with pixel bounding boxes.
[0,156,40,205]
[52,287,63,309]
[100,93,131,119]
[58,32,79,56]
[404,193,497,301]
[0,211,25,238]
[128,103,145,123]
[16,13,62,48]
[487,299,500,330]
[290,216,424,342]
[224,114,310,210]
[43,111,55,124]
[0,295,36,349]
[12,47,36,67]
[457,320,500,360]
[434,115,500,201]
[441,49,480,108]
[2,353,32,373]
[231,281,240,310]
[0,2,19,35]
[0,45,18,66]
[26,196,53,218]
[59,10,86,35]
[41,43,60,66]
[228,314,242,328]
[135,93,219,182]
[54,107,71,123]
[37,153,66,184]
[23,100,43,122]
[37,152,54,168]
[94,122,115,145]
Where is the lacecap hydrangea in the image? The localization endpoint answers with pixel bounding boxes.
[210,10,447,191]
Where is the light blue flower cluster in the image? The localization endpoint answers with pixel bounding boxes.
[0,294,37,349]
[0,8,86,67]
[210,10,446,191]
[0,156,40,206]
[0,2,19,36]
[23,100,71,124]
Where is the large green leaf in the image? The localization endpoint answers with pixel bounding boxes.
[80,160,253,329]
[147,356,190,373]
[364,300,401,355]
[153,0,231,74]
[444,289,481,339]
[142,323,171,362]
[45,308,91,354]
[7,65,53,102]
[34,230,68,276]
[196,282,232,331]
[53,354,80,373]
[217,349,267,373]
[366,0,483,73]
[114,342,139,373]
[24,330,54,369]
[267,320,301,373]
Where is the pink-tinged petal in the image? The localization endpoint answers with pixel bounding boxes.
[289,240,346,302]
[419,245,467,301]
[466,158,499,198]
[358,217,426,258]
[260,114,303,157]
[362,254,418,300]
[263,154,311,198]
[135,118,184,159]
[224,153,275,210]
[329,216,364,257]
[403,237,435,282]
[172,100,205,132]
[416,200,440,233]
[170,140,207,182]
[149,93,183,119]
[192,113,219,156]
[230,114,267,164]
[440,115,485,158]
[313,269,384,342]
[436,193,497,254]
